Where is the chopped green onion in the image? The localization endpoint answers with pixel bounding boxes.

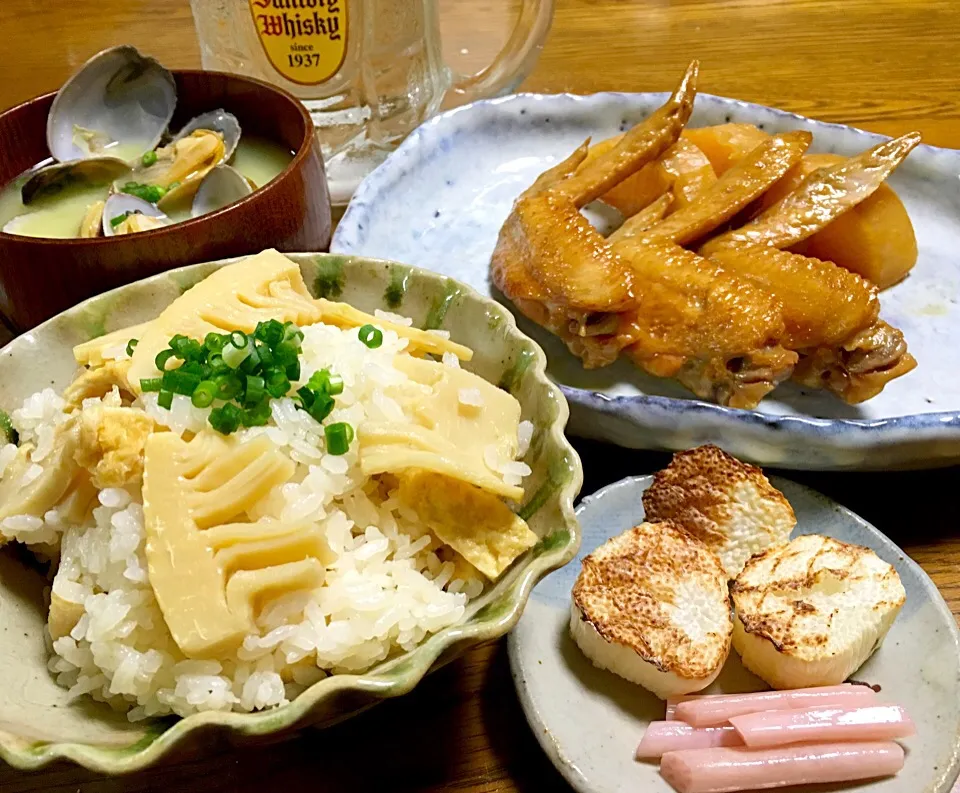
[192,380,218,408]
[120,181,167,203]
[265,369,290,399]
[170,335,203,361]
[204,333,226,353]
[324,422,354,455]
[168,181,181,191]
[326,373,344,395]
[306,369,331,392]
[255,341,275,368]
[244,375,265,406]
[358,324,383,349]
[162,369,202,396]
[215,373,243,401]
[282,321,304,345]
[273,340,299,367]
[179,360,205,377]
[0,410,18,446]
[306,392,334,423]
[242,399,271,427]
[305,369,343,396]
[110,212,132,228]
[145,322,324,435]
[297,385,315,408]
[141,150,158,167]
[239,344,261,374]
[125,338,138,356]
[155,349,176,371]
[222,341,251,369]
[255,319,285,347]
[209,403,242,434]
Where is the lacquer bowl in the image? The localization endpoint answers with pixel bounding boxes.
[0,252,582,773]
[0,72,332,332]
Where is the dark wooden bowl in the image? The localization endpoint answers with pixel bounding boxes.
[0,71,331,332]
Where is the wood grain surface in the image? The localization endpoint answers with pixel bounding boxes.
[0,1,958,791]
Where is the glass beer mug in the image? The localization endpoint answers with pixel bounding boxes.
[190,0,554,203]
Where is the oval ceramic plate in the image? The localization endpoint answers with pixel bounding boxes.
[332,91,960,470]
[507,475,960,793]
[0,252,582,773]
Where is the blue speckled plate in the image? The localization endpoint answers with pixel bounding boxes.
[332,91,960,470]
[507,475,960,793]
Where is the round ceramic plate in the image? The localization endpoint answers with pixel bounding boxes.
[507,475,960,793]
[332,91,960,470]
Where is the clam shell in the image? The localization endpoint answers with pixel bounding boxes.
[47,45,176,164]
[20,157,131,205]
[101,193,170,237]
[190,165,254,218]
[173,109,241,164]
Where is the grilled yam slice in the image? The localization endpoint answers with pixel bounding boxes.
[570,521,732,698]
[643,444,796,578]
[731,534,905,690]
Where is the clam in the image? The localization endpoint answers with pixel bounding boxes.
[79,200,106,238]
[173,109,241,164]
[48,45,176,163]
[101,194,170,237]
[21,158,131,204]
[191,165,254,218]
[124,130,227,208]
[22,46,176,205]
[153,131,228,209]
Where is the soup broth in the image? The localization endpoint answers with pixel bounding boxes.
[0,135,293,239]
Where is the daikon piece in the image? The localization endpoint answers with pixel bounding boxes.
[659,741,905,793]
[674,684,876,727]
[636,722,741,759]
[730,703,915,748]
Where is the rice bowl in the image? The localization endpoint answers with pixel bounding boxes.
[0,250,580,754]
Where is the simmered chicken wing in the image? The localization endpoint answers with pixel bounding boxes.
[489,62,917,408]
[611,240,798,407]
[491,62,699,367]
[699,133,921,255]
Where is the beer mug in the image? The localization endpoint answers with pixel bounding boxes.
[190,0,554,203]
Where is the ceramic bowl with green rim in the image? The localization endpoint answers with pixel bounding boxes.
[0,252,582,773]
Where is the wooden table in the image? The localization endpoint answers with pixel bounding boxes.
[1,1,959,790]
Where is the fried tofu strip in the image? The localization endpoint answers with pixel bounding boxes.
[700,132,921,255]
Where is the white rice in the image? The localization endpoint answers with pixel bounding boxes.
[2,319,522,720]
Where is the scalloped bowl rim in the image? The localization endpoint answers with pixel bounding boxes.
[0,251,583,774]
